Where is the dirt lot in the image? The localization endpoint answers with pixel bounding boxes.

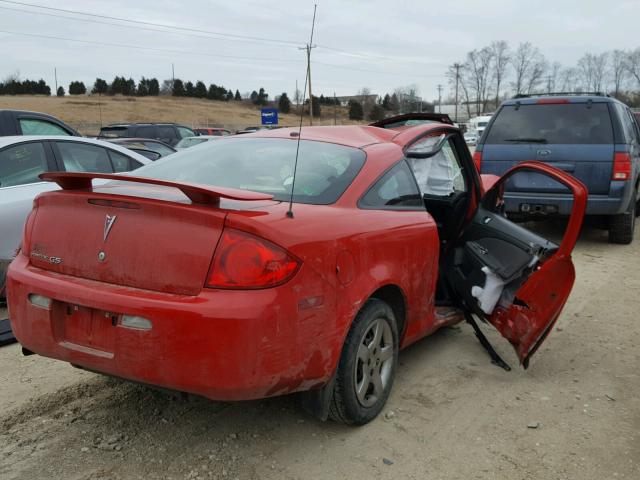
[1,221,639,480]
[0,95,354,136]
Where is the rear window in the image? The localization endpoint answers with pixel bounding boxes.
[133,138,366,205]
[99,127,128,138]
[485,103,614,145]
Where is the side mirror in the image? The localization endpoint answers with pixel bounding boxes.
[405,134,448,159]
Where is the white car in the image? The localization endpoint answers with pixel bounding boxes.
[464,132,478,145]
[175,135,224,150]
[0,136,151,298]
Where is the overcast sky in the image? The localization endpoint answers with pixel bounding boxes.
[0,0,638,101]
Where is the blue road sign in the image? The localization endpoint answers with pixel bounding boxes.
[261,108,279,125]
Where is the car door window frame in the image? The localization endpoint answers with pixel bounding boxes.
[358,158,426,211]
[0,140,58,188]
[51,140,116,174]
[17,116,74,136]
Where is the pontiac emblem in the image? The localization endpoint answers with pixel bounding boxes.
[104,215,117,241]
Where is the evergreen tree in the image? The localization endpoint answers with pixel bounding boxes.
[368,104,385,121]
[310,95,321,117]
[185,81,195,97]
[382,93,392,110]
[123,78,136,96]
[278,92,291,113]
[68,81,87,95]
[148,78,160,96]
[56,86,65,97]
[172,79,185,96]
[348,100,364,120]
[234,89,242,101]
[225,90,233,101]
[250,90,258,103]
[137,77,149,96]
[194,81,207,98]
[92,78,108,94]
[389,93,400,112]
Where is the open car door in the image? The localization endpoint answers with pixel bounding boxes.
[445,161,587,368]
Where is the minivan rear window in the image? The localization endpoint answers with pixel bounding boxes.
[485,103,613,144]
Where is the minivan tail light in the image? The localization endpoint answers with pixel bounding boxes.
[473,151,482,172]
[612,152,631,180]
[206,229,300,289]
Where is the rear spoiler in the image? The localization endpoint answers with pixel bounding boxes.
[39,172,273,205]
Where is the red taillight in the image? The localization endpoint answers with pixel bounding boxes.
[473,151,482,171]
[206,228,300,289]
[536,99,570,104]
[612,152,631,181]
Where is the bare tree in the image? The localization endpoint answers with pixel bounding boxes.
[393,85,421,113]
[560,67,582,93]
[490,40,510,107]
[578,52,608,92]
[465,47,494,114]
[357,87,376,117]
[546,62,562,92]
[611,49,628,97]
[625,48,640,90]
[446,63,472,120]
[511,42,547,95]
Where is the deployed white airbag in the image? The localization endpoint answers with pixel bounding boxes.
[471,266,506,315]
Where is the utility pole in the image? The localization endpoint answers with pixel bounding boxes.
[453,63,461,123]
[299,44,317,124]
[437,84,443,113]
[171,63,175,90]
[334,91,337,125]
[54,67,58,94]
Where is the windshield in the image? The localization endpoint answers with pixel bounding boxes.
[133,138,366,204]
[485,103,613,144]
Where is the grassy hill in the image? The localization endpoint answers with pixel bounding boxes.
[0,95,357,136]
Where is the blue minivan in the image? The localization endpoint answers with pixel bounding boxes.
[475,94,640,244]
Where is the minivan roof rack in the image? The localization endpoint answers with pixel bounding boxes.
[512,92,610,99]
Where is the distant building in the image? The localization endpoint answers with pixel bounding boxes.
[335,94,378,107]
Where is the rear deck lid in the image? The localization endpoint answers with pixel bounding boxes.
[481,102,614,194]
[28,173,273,295]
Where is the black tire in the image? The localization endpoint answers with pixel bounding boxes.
[328,299,398,425]
[609,194,636,244]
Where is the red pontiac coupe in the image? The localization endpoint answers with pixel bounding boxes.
[6,120,587,425]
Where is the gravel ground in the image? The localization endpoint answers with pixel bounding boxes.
[1,221,639,480]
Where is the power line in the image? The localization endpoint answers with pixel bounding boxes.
[0,0,447,69]
[0,5,301,51]
[0,29,301,64]
[0,28,445,82]
[0,0,302,47]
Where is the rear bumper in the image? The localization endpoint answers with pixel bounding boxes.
[6,254,338,401]
[504,191,628,216]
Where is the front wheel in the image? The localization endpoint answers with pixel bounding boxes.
[329,299,398,425]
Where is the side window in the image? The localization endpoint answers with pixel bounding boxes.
[177,126,195,139]
[615,104,637,144]
[136,126,155,138]
[19,118,71,136]
[158,126,178,140]
[0,142,49,187]
[107,150,137,172]
[625,109,640,144]
[407,138,466,196]
[359,160,424,209]
[56,142,112,173]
